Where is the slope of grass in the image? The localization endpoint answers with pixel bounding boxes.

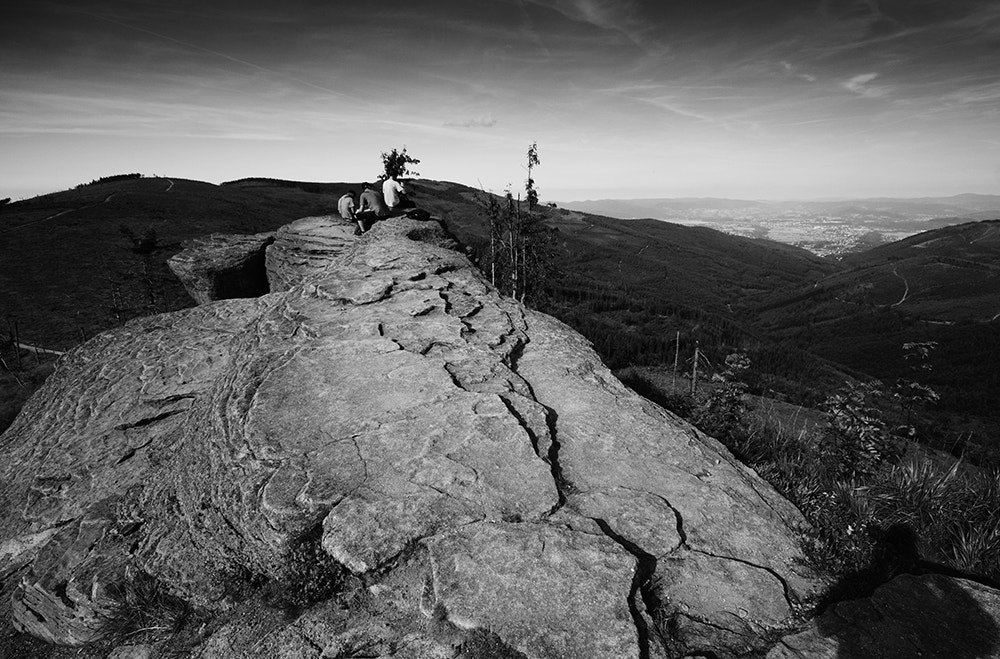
[619,367,1000,601]
[0,177,361,349]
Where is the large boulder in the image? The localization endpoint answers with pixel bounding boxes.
[167,231,275,304]
[768,573,1000,658]
[0,216,820,657]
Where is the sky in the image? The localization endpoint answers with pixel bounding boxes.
[2,0,1000,201]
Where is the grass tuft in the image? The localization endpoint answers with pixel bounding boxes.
[101,567,190,644]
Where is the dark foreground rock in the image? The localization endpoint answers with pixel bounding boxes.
[2,216,820,658]
[167,231,275,304]
[768,573,1000,658]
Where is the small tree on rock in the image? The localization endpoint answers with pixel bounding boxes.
[479,142,554,304]
[380,147,421,179]
[525,142,540,211]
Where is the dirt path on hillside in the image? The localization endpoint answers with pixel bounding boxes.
[1,192,119,233]
[890,267,910,306]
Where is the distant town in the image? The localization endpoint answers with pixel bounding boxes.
[559,194,1000,257]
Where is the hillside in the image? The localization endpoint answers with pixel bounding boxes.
[558,194,1000,256]
[414,180,848,397]
[755,220,1000,450]
[2,177,842,388]
[0,176,356,349]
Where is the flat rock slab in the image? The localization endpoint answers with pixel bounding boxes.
[768,573,1000,659]
[1,217,820,657]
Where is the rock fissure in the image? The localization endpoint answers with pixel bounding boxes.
[345,435,371,486]
[618,486,690,553]
[113,407,189,431]
[540,404,568,515]
[691,549,796,611]
[442,363,469,392]
[500,331,570,515]
[497,394,544,459]
[591,517,660,659]
[661,495,689,551]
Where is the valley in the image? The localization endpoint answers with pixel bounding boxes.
[559,194,1000,256]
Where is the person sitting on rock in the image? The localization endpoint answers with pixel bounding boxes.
[356,182,390,232]
[338,190,363,235]
[382,175,414,212]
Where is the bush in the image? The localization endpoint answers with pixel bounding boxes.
[119,224,159,254]
[817,382,900,482]
[691,354,751,443]
[380,147,420,179]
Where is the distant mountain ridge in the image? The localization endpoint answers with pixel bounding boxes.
[559,193,1000,216]
[557,194,1000,256]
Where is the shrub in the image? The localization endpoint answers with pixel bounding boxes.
[818,382,899,481]
[380,147,420,179]
[119,224,159,253]
[690,354,750,443]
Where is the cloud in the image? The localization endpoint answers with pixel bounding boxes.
[843,72,887,96]
[942,82,1000,105]
[444,115,498,128]
[520,0,655,51]
[781,60,817,83]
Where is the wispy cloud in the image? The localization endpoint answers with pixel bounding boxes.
[780,60,817,83]
[942,81,1000,105]
[444,115,498,128]
[0,89,298,139]
[64,5,355,101]
[843,72,887,97]
[520,0,658,52]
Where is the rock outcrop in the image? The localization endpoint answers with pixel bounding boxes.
[1,215,821,657]
[264,215,359,292]
[167,231,274,304]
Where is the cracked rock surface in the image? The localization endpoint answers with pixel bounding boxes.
[1,216,821,657]
[264,215,358,292]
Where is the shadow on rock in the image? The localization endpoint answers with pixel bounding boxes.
[779,524,1000,658]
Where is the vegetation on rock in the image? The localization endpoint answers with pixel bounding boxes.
[477,143,556,304]
[620,355,1000,599]
[380,146,421,180]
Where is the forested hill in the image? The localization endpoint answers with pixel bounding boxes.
[755,219,1000,446]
